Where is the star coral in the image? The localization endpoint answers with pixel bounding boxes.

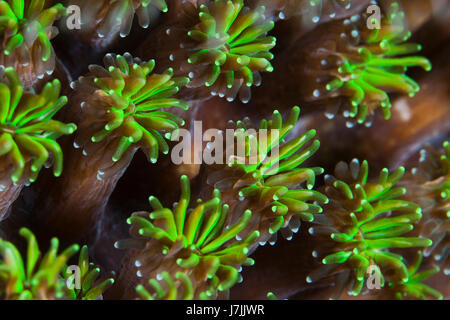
[36,53,189,240]
[0,228,113,300]
[305,2,431,126]
[307,159,432,297]
[0,66,75,219]
[206,106,326,247]
[73,53,189,164]
[184,0,276,103]
[114,175,259,299]
[0,0,66,86]
[67,0,168,43]
[403,141,449,272]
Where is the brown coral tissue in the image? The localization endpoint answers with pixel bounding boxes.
[0,0,448,304]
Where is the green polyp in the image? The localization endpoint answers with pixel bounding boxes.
[121,175,258,299]
[316,160,433,296]
[187,0,275,98]
[0,228,112,300]
[390,252,443,300]
[322,6,431,125]
[224,107,326,239]
[0,68,74,183]
[0,1,66,75]
[83,54,190,163]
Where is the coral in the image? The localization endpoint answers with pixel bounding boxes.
[387,251,442,300]
[250,0,355,21]
[305,2,431,126]
[206,106,327,246]
[403,141,449,271]
[68,0,168,42]
[0,0,446,302]
[165,0,276,103]
[0,67,75,219]
[0,228,113,300]
[0,67,75,184]
[136,271,194,300]
[0,0,66,86]
[34,53,189,240]
[73,53,189,164]
[307,159,432,297]
[115,175,258,299]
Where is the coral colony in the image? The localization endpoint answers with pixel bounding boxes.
[0,0,448,301]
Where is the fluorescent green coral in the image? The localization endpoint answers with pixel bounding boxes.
[0,0,66,76]
[187,0,276,102]
[308,159,432,296]
[95,0,168,38]
[388,251,442,300]
[76,53,189,163]
[0,228,113,300]
[405,141,449,266]
[435,141,450,204]
[120,175,258,299]
[308,0,352,21]
[63,245,115,300]
[208,107,328,242]
[210,107,326,240]
[136,271,194,300]
[323,2,431,125]
[141,0,167,12]
[0,67,76,183]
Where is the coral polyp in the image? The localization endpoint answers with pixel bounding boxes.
[387,251,442,300]
[70,0,168,41]
[33,53,190,240]
[73,53,189,163]
[136,271,194,300]
[115,175,258,299]
[0,0,66,85]
[403,141,449,271]
[184,0,276,103]
[207,106,326,245]
[252,0,354,21]
[0,66,75,220]
[0,67,75,183]
[306,2,431,126]
[307,159,432,297]
[0,228,114,300]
